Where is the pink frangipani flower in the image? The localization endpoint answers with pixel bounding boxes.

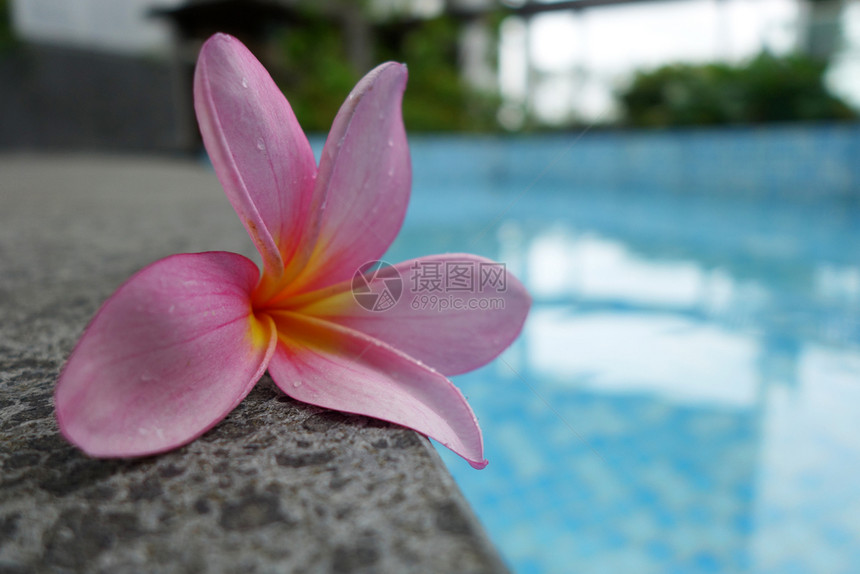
[54,33,530,469]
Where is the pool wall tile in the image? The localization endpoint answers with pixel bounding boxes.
[409,123,860,198]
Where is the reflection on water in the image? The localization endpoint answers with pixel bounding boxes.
[385,181,860,574]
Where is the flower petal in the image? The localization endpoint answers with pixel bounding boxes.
[287,62,411,294]
[55,252,276,458]
[266,312,487,469]
[194,33,317,280]
[296,254,531,376]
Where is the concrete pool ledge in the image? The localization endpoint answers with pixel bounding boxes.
[0,154,509,573]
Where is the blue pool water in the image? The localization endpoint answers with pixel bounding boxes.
[382,135,860,574]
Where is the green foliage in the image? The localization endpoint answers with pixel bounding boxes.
[274,11,361,132]
[275,8,501,132]
[379,15,500,132]
[617,52,856,127]
[0,0,16,53]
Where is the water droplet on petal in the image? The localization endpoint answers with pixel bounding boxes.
[256,138,265,151]
[241,77,248,88]
[292,380,302,388]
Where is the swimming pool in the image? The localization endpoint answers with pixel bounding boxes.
[383,134,860,574]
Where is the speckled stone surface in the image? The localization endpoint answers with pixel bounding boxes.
[0,154,508,574]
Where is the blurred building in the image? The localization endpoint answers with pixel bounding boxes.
[1,0,856,151]
[2,0,182,150]
[0,0,500,151]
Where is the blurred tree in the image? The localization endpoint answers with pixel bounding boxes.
[274,7,360,132]
[378,14,501,132]
[617,52,856,127]
[0,0,16,53]
[275,4,501,132]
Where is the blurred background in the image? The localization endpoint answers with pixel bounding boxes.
[3,1,860,574]
[2,0,860,149]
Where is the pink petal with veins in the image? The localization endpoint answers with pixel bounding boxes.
[289,62,411,294]
[266,312,487,469]
[55,252,276,458]
[194,33,317,280]
[298,254,531,376]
